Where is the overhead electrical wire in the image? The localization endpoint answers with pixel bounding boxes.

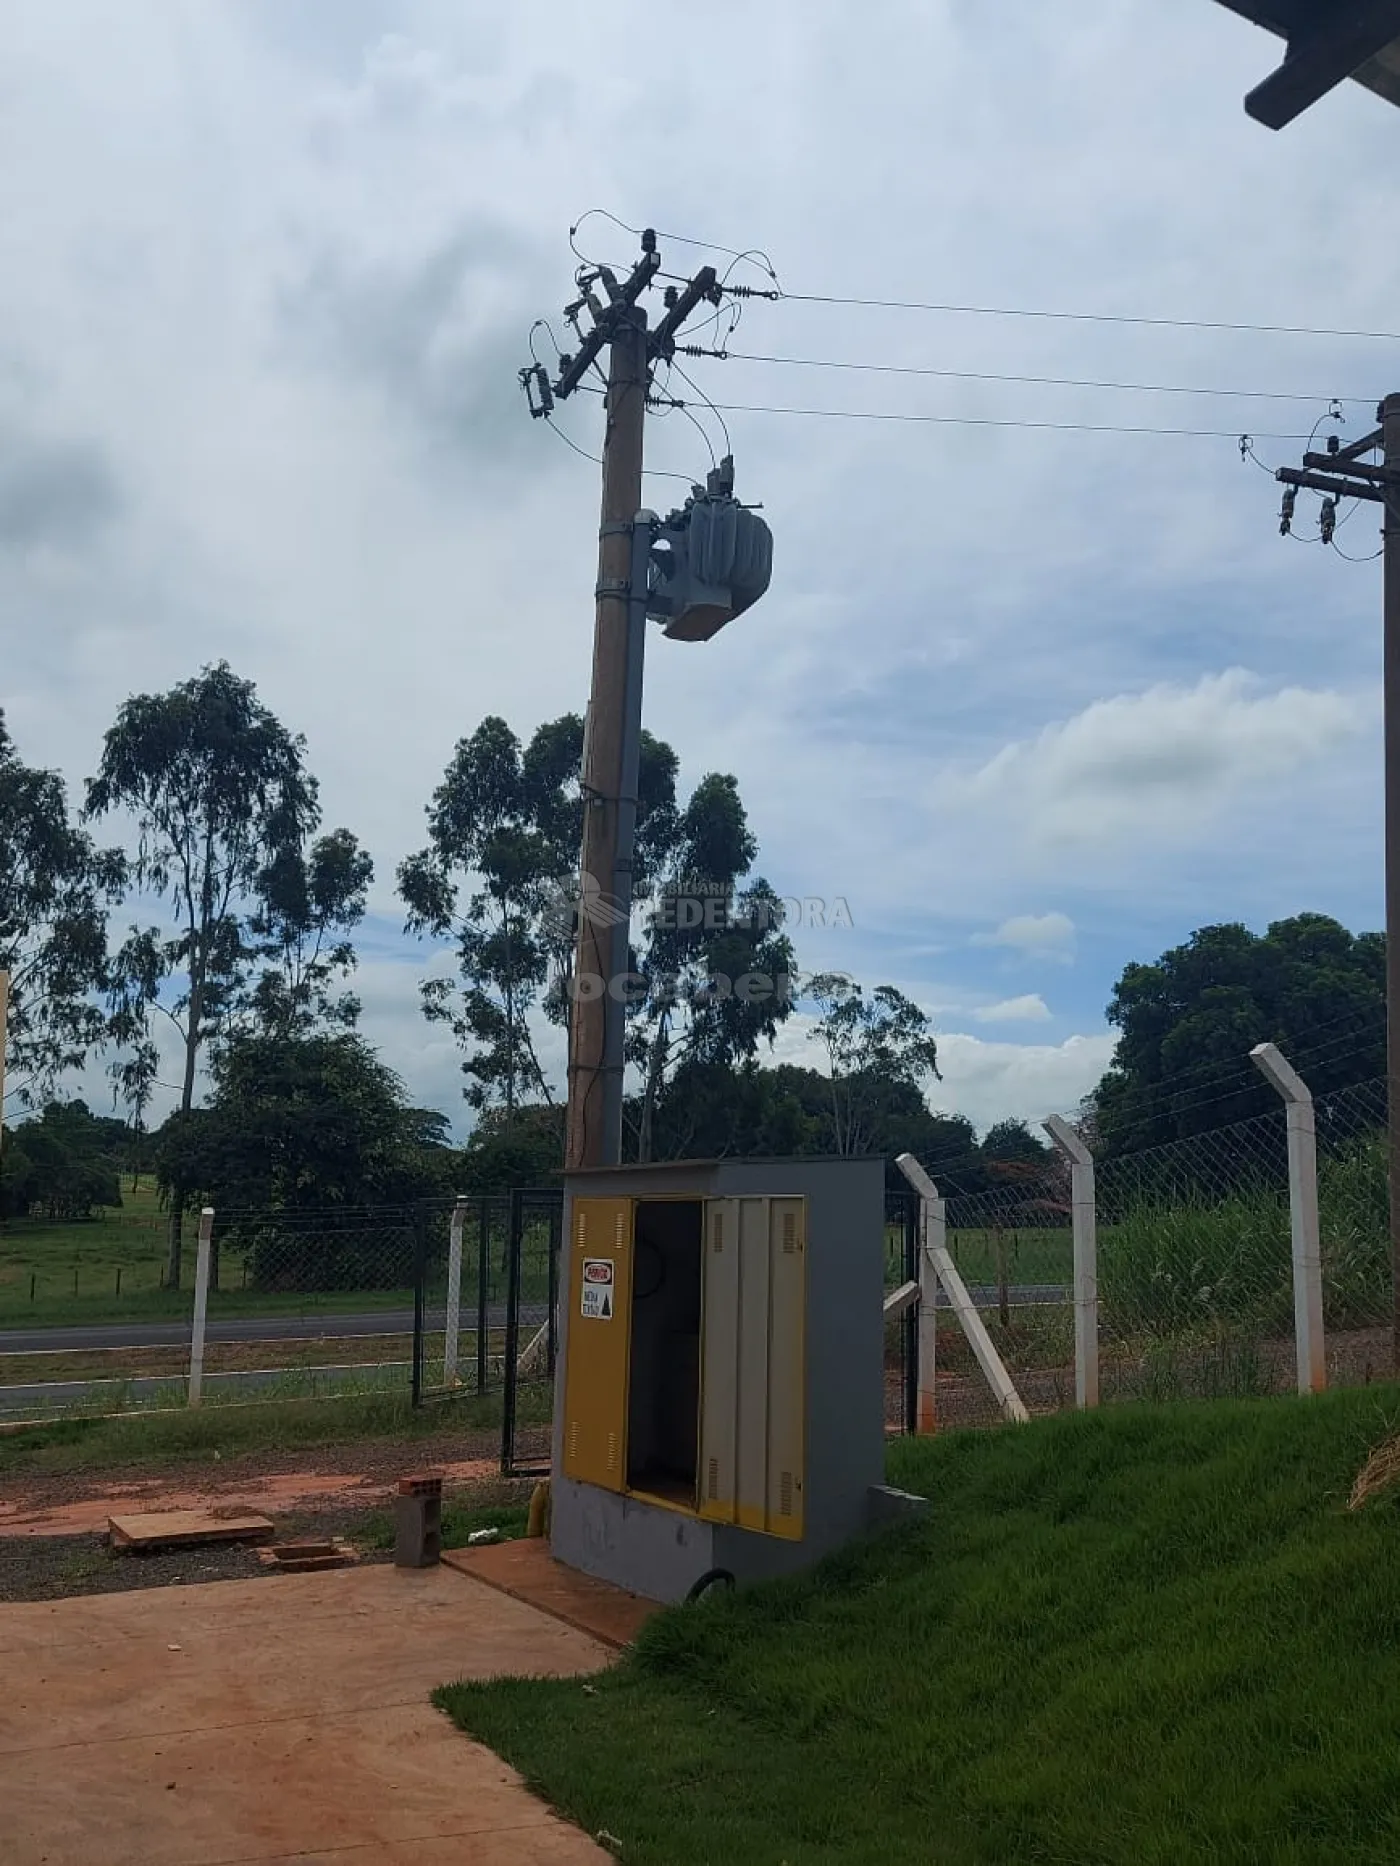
[691,348,1366,408]
[563,213,1400,343]
[775,291,1400,345]
[692,400,1322,441]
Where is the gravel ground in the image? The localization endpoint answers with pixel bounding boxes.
[0,1484,536,1604]
[0,1532,279,1601]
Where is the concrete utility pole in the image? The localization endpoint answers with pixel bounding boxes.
[1275,395,1400,1365]
[522,232,769,1172]
[567,307,650,1170]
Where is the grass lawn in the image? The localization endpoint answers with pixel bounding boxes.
[0,1183,554,1328]
[440,1385,1400,1864]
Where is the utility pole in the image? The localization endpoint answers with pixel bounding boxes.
[521,233,764,1172]
[568,301,649,1170]
[1275,395,1400,1365]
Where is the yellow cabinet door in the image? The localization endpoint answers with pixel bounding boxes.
[561,1197,633,1490]
[698,1196,805,1540]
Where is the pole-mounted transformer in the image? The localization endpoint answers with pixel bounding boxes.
[644,456,774,642]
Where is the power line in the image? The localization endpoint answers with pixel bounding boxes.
[694,399,1319,441]
[565,213,1399,342]
[541,413,699,485]
[690,348,1364,408]
[777,290,1400,345]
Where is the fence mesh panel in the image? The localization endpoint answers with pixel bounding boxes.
[941,1169,1074,1427]
[919,1075,1395,1429]
[203,1202,426,1407]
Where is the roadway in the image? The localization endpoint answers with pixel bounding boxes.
[0,1304,546,1358]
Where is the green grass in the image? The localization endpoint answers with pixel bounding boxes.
[361,1495,532,1553]
[0,1388,503,1476]
[884,1223,1073,1292]
[439,1386,1400,1864]
[0,1183,555,1328]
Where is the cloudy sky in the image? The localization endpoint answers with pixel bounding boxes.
[3,2,1396,1138]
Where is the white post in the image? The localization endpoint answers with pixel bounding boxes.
[188,1207,214,1408]
[918,1172,944,1432]
[1043,1115,1099,1410]
[444,1195,468,1387]
[1251,1042,1326,1394]
[896,1153,1030,1425]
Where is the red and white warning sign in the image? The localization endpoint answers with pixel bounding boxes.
[580,1258,614,1320]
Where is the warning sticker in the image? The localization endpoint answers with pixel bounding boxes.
[580,1258,614,1320]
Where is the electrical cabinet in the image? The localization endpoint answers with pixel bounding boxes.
[561,1193,806,1539]
[551,1155,885,1602]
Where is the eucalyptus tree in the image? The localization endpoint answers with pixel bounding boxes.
[86,663,333,1284]
[0,708,123,1110]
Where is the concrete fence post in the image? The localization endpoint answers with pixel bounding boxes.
[444,1195,468,1386]
[896,1153,1030,1425]
[917,1173,944,1432]
[188,1207,214,1408]
[1251,1042,1326,1394]
[1043,1116,1099,1409]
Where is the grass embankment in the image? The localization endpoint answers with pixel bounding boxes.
[441,1386,1400,1865]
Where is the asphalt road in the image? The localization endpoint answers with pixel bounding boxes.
[0,1360,420,1415]
[0,1304,547,1358]
[0,1286,1069,1415]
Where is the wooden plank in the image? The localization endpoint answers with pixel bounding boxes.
[107,1509,274,1552]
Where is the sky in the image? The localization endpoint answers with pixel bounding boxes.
[3,1,1397,1140]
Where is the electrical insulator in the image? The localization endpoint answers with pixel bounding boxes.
[1320,497,1337,544]
[1279,486,1296,536]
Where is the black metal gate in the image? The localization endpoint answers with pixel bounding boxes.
[500,1189,563,1478]
[409,1189,563,1476]
[885,1185,920,1436]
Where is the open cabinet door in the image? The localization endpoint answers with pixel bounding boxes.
[561,1197,633,1490]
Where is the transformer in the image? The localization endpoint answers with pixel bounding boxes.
[645,458,774,643]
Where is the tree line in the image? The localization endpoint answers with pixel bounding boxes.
[4,662,1386,1277]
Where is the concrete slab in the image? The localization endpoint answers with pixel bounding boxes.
[443,1538,660,1649]
[0,1562,611,1864]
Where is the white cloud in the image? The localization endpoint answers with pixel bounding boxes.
[2,3,1397,1134]
[933,1031,1118,1136]
[973,994,1052,1025]
[973,913,1076,962]
[962,671,1368,847]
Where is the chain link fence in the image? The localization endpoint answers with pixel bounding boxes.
[936,1170,1075,1428]
[900,1070,1395,1431]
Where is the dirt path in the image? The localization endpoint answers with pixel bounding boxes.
[1,1423,512,1531]
[0,1452,503,1536]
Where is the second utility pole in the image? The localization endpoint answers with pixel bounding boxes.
[1277,393,1400,1367]
[1384,393,1400,1368]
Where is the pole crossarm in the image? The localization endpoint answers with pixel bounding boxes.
[1301,453,1396,486]
[648,267,720,362]
[1276,466,1387,504]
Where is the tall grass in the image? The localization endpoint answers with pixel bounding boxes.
[1100,1137,1390,1340]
